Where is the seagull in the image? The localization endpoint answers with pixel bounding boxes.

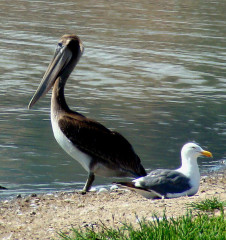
[115,142,213,199]
[28,34,146,193]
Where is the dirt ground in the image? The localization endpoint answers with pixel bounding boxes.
[0,171,225,240]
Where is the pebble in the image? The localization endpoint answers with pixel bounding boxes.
[30,203,38,209]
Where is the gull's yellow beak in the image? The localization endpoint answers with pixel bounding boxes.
[201,150,213,158]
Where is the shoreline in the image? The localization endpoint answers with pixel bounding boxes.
[0,165,225,201]
[0,170,225,239]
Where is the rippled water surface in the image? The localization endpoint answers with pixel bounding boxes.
[0,0,225,199]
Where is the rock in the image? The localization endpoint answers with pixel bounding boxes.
[110,185,118,191]
[98,188,108,194]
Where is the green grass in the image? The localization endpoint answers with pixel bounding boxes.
[58,198,226,240]
[187,197,225,214]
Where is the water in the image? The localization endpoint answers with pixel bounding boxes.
[0,0,225,199]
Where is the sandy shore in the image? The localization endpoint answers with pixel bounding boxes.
[0,171,225,240]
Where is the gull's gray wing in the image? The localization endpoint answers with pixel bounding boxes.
[136,169,191,196]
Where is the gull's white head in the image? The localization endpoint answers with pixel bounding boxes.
[181,142,213,160]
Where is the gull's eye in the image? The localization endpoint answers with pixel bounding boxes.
[191,146,196,149]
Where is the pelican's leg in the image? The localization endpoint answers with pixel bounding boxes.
[81,172,95,194]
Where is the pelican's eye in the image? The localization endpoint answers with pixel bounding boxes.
[56,42,63,53]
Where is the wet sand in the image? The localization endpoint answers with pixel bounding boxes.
[0,171,225,240]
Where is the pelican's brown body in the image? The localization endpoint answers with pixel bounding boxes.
[29,35,146,192]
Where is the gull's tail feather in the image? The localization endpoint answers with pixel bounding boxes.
[113,182,163,199]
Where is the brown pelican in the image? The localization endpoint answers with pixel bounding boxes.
[28,34,146,193]
[115,143,212,199]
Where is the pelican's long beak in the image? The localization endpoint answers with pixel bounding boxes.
[28,45,73,109]
[201,150,213,158]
